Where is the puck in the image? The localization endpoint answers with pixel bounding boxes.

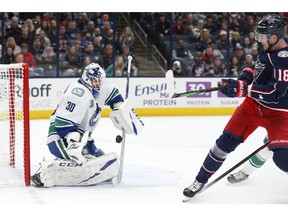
[116,135,123,143]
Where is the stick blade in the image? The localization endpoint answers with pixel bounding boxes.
[165,70,175,98]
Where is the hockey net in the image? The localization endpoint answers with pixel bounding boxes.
[0,63,30,186]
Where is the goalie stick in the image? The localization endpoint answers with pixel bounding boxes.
[113,55,133,185]
[183,142,269,202]
[165,70,227,98]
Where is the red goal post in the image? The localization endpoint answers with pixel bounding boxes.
[0,63,30,186]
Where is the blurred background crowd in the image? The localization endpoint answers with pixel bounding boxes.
[0,12,287,78]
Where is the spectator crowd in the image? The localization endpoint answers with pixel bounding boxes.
[0,12,287,77]
[0,12,139,77]
[136,12,288,77]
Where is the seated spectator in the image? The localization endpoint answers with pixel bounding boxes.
[103,29,121,53]
[242,36,252,55]
[119,26,135,50]
[64,20,81,45]
[82,56,92,69]
[77,12,90,31]
[172,39,194,74]
[105,55,127,77]
[38,30,51,47]
[24,18,36,39]
[82,43,103,66]
[189,52,209,77]
[203,14,218,37]
[4,46,15,64]
[92,36,104,55]
[32,14,42,31]
[249,31,259,48]
[61,45,82,76]
[206,58,227,77]
[38,46,57,77]
[47,19,57,50]
[209,41,225,61]
[232,44,246,68]
[58,38,69,62]
[16,25,34,47]
[6,36,21,55]
[191,19,205,42]
[250,45,259,62]
[103,44,113,70]
[85,21,96,38]
[215,30,231,57]
[17,43,35,68]
[243,54,255,67]
[195,28,212,53]
[6,16,22,39]
[231,31,241,51]
[29,36,45,63]
[201,47,217,67]
[183,13,195,37]
[35,20,49,35]
[172,15,187,35]
[229,56,241,77]
[14,48,44,77]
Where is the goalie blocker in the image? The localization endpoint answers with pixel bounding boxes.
[110,99,144,135]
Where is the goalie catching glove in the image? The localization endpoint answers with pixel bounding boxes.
[110,99,144,135]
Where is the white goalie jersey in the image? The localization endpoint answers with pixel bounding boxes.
[47,79,124,144]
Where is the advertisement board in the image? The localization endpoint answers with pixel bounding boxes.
[27,77,243,118]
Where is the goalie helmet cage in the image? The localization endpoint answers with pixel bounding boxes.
[0,63,30,186]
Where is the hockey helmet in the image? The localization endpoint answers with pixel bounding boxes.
[81,63,106,91]
[255,14,287,40]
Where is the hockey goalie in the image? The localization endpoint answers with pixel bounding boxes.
[31,63,144,187]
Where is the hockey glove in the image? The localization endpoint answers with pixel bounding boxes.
[219,79,247,98]
[238,67,255,84]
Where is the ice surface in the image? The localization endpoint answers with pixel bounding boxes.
[1,116,287,215]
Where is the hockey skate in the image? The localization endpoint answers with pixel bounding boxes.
[31,173,44,187]
[183,180,205,198]
[227,170,249,184]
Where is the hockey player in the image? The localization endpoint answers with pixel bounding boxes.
[183,14,288,198]
[31,63,142,187]
[228,36,288,184]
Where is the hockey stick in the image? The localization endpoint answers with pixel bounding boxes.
[114,55,133,185]
[183,142,269,202]
[165,70,227,98]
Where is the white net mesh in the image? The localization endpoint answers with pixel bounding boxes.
[0,63,29,186]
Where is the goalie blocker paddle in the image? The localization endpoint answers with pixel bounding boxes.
[165,70,227,98]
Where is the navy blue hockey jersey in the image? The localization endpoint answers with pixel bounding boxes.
[249,40,288,111]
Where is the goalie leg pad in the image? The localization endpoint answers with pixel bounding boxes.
[38,152,118,187]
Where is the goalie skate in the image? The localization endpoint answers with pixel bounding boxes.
[183,180,205,198]
[227,170,249,184]
[31,173,44,187]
